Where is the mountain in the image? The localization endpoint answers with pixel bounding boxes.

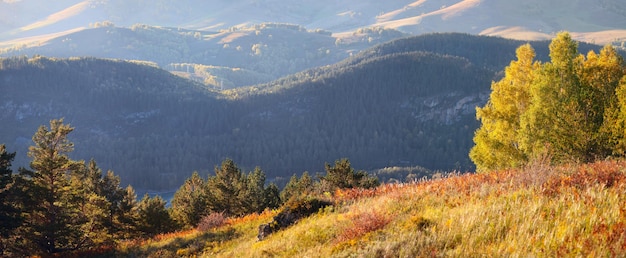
[0,23,406,88]
[3,1,624,93]
[0,33,610,190]
[2,0,625,47]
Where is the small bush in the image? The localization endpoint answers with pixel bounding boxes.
[197,212,226,231]
[337,211,391,242]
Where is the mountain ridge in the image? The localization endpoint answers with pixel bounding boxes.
[0,33,612,190]
[2,0,625,47]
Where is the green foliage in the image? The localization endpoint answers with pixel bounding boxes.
[246,167,267,214]
[0,144,21,256]
[21,119,87,254]
[280,172,314,203]
[263,183,281,211]
[116,185,139,239]
[1,119,141,255]
[170,171,208,229]
[472,32,626,171]
[205,159,280,217]
[206,159,250,217]
[320,158,379,192]
[136,194,175,237]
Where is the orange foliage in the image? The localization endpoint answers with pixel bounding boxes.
[543,160,626,195]
[226,209,276,225]
[154,229,197,242]
[337,211,391,242]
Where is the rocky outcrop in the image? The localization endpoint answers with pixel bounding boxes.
[258,198,332,241]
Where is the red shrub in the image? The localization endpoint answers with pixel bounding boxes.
[337,211,391,242]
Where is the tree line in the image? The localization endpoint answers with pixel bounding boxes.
[0,119,378,256]
[471,32,626,171]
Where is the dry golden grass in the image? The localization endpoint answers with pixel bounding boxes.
[109,159,626,257]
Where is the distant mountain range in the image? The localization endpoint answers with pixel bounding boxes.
[1,1,624,190]
[2,0,625,46]
[1,23,406,88]
[2,1,624,91]
[0,33,610,190]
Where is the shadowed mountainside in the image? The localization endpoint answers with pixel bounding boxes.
[0,33,610,190]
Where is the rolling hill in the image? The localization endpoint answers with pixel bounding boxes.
[0,23,406,88]
[2,0,625,48]
[0,33,610,190]
[2,1,624,93]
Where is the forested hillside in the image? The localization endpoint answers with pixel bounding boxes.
[1,23,405,88]
[0,33,612,190]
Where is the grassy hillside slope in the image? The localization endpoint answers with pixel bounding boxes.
[111,159,626,257]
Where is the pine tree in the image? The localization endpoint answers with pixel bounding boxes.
[206,159,248,216]
[320,158,379,191]
[298,171,314,193]
[246,167,267,214]
[23,119,86,254]
[170,171,207,228]
[0,144,21,256]
[136,194,174,236]
[101,170,129,237]
[116,185,139,239]
[280,174,300,202]
[68,160,112,247]
[263,183,281,210]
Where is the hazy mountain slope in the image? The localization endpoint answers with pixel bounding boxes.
[2,0,625,47]
[375,0,626,41]
[0,24,406,87]
[0,56,229,189]
[344,33,607,72]
[0,34,610,190]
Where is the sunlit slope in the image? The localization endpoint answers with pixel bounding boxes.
[117,159,626,257]
[2,0,625,47]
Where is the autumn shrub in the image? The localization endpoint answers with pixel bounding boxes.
[337,211,391,242]
[542,160,626,195]
[197,212,226,231]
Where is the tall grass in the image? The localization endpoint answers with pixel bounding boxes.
[114,160,626,257]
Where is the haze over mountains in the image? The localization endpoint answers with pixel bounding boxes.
[2,1,625,87]
[1,1,625,190]
[2,0,626,45]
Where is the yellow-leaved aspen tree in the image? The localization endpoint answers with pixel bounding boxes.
[470,44,539,172]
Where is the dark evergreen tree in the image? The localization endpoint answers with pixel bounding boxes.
[68,161,112,247]
[246,167,267,214]
[206,159,249,216]
[136,194,175,236]
[116,185,139,239]
[319,158,379,191]
[263,183,281,210]
[0,144,21,256]
[170,171,208,228]
[280,171,314,202]
[280,174,300,202]
[22,119,86,254]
